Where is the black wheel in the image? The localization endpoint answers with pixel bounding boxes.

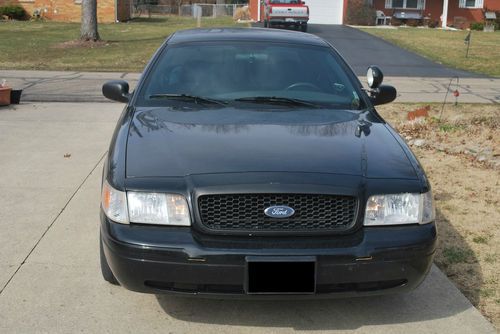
[100,234,119,285]
[301,24,308,32]
[264,20,268,28]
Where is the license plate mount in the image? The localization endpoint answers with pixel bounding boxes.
[245,256,316,294]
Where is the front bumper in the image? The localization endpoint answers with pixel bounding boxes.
[269,17,308,25]
[101,213,436,298]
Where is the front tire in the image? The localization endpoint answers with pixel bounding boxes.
[100,234,119,285]
[301,24,308,32]
[264,19,268,28]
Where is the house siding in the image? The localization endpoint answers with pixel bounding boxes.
[249,0,259,21]
[446,0,499,26]
[116,0,131,22]
[0,0,130,23]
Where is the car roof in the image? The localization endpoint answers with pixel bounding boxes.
[167,28,330,47]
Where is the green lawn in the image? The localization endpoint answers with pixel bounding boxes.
[0,16,246,72]
[359,27,500,77]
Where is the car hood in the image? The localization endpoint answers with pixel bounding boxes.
[126,107,417,179]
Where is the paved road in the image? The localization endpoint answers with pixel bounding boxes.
[262,24,484,78]
[2,70,499,104]
[0,102,496,334]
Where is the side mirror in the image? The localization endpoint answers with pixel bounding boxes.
[366,66,396,105]
[367,65,383,88]
[370,85,397,105]
[102,80,130,103]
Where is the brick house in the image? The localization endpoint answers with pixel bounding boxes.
[0,0,131,23]
[373,0,500,28]
[249,0,500,27]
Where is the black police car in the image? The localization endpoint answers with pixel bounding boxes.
[100,28,436,297]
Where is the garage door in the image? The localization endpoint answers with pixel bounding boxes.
[307,0,344,24]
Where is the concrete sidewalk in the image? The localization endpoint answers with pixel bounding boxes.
[0,102,496,333]
[1,70,499,104]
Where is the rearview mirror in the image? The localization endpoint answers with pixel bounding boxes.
[102,80,130,103]
[367,65,383,89]
[370,85,397,106]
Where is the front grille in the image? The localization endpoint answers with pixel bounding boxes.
[198,194,357,232]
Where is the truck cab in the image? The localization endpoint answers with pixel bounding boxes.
[263,0,309,32]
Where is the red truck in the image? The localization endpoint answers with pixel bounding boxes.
[263,0,309,32]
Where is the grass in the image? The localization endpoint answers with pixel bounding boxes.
[443,247,474,264]
[439,123,465,132]
[472,235,489,245]
[0,16,246,72]
[377,103,500,328]
[485,254,497,264]
[358,27,500,77]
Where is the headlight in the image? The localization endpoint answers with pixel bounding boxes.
[364,192,435,226]
[127,192,190,226]
[101,180,129,224]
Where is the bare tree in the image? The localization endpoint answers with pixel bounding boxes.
[80,0,100,41]
[216,0,226,16]
[176,0,183,15]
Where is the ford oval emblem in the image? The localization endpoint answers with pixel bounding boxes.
[264,205,295,218]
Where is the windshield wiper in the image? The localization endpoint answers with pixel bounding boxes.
[149,94,228,106]
[234,96,322,108]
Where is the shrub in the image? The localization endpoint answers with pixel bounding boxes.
[470,22,484,31]
[346,0,376,26]
[233,6,251,21]
[407,19,420,27]
[0,5,26,20]
[428,20,439,28]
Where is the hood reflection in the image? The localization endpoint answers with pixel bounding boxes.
[132,108,364,138]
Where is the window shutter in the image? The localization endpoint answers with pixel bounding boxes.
[385,0,392,9]
[475,0,484,8]
[459,0,466,8]
[417,0,425,10]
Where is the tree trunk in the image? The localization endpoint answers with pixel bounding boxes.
[216,0,226,17]
[81,0,100,41]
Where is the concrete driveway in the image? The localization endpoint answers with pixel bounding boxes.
[0,103,495,333]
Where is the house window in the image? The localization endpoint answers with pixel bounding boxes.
[392,0,404,8]
[386,0,424,9]
[406,0,418,8]
[459,0,484,8]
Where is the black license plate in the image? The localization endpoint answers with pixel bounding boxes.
[245,256,316,294]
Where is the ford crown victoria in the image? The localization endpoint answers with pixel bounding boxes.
[99,28,437,297]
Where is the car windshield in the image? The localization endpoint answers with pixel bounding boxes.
[138,42,365,110]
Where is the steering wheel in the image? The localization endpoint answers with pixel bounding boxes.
[285,82,321,92]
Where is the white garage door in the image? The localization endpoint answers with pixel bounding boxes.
[307,0,344,25]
